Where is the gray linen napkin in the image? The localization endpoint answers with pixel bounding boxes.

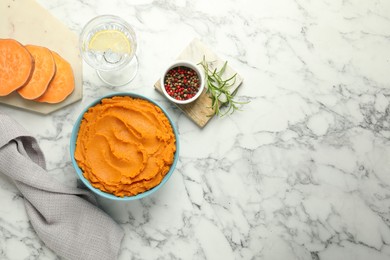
[0,113,124,260]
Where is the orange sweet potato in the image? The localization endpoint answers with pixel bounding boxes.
[0,39,34,96]
[17,45,56,100]
[36,51,75,103]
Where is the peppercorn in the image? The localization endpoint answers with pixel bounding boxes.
[164,66,200,101]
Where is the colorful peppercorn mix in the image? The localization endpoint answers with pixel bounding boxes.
[164,66,200,101]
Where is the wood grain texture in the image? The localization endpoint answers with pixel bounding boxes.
[154,38,243,128]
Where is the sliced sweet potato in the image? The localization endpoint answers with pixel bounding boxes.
[0,39,34,96]
[36,51,75,103]
[17,45,56,100]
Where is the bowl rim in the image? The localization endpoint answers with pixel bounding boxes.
[160,60,205,104]
[69,92,180,201]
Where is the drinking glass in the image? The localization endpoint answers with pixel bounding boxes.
[80,15,138,86]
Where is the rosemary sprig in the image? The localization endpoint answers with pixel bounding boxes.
[198,56,248,117]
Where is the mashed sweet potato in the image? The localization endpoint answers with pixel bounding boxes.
[74,96,176,197]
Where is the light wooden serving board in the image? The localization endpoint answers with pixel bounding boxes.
[154,38,243,128]
[0,0,83,114]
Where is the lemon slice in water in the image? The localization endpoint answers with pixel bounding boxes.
[88,30,131,54]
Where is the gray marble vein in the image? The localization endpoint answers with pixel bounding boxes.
[0,0,390,259]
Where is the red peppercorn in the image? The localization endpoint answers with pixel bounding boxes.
[164,66,200,101]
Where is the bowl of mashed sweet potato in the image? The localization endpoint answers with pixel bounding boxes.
[70,92,179,201]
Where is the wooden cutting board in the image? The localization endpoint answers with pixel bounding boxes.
[154,38,244,128]
[0,0,83,114]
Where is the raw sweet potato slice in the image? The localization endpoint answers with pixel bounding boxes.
[36,51,75,103]
[0,39,34,96]
[17,45,56,100]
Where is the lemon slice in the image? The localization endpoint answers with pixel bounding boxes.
[88,30,131,53]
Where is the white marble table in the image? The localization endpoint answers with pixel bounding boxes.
[1,0,390,259]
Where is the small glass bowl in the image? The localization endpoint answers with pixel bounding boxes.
[160,60,205,105]
[79,15,138,86]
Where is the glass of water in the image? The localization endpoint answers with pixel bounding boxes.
[80,15,138,86]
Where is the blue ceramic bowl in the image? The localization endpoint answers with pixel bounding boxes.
[70,92,180,201]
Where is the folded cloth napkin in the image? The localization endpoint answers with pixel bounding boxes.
[0,113,124,260]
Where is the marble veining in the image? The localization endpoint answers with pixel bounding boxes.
[1,0,390,259]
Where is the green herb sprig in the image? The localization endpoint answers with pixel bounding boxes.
[198,56,248,117]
